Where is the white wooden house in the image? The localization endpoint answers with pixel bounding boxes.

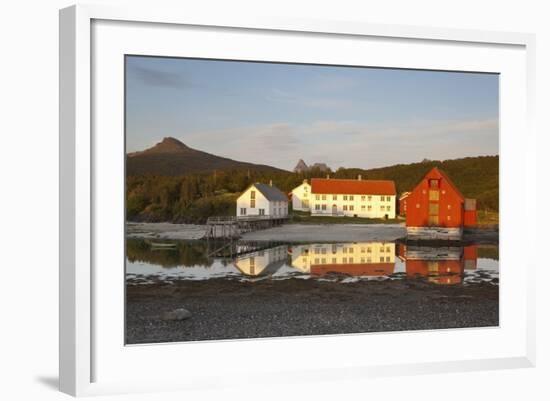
[290,179,311,211]
[236,182,289,219]
[310,176,396,219]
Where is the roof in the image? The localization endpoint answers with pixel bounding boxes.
[423,167,465,200]
[251,183,288,201]
[310,178,396,195]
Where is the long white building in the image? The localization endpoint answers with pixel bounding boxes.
[308,177,396,219]
[236,182,289,219]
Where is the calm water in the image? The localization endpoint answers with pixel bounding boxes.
[126,239,499,286]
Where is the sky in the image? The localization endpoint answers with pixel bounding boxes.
[125,56,499,171]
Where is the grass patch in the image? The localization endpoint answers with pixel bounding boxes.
[289,210,404,225]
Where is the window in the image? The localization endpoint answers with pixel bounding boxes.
[367,257,372,263]
[333,195,337,200]
[429,179,439,189]
[240,208,246,215]
[380,205,384,211]
[361,257,365,263]
[380,196,385,201]
[321,204,327,210]
[386,206,391,211]
[386,246,391,253]
[250,199,255,208]
[361,196,366,201]
[343,195,348,201]
[380,257,384,262]
[321,258,326,264]
[332,258,337,264]
[361,205,366,211]
[380,247,385,253]
[315,194,320,200]
[343,257,348,263]
[343,247,347,254]
[315,204,320,210]
[314,258,320,264]
[349,195,354,201]
[259,209,265,215]
[321,248,327,254]
[349,205,354,211]
[250,190,256,199]
[322,194,327,200]
[360,247,365,253]
[367,247,371,253]
[368,195,372,201]
[343,205,348,211]
[429,190,439,201]
[349,257,354,263]
[368,205,372,211]
[314,248,320,254]
[386,256,390,262]
[349,248,354,254]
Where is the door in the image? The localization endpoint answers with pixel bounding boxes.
[428,203,439,226]
[332,204,337,215]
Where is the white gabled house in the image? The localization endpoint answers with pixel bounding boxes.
[290,179,311,211]
[236,182,289,219]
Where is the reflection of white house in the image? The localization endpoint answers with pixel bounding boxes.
[290,242,396,276]
[290,180,311,211]
[310,177,396,219]
[236,182,289,219]
[234,245,288,276]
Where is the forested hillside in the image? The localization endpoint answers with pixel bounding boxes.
[126,155,498,223]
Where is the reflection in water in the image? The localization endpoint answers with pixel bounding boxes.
[126,238,498,285]
[290,242,396,277]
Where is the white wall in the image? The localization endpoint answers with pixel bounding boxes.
[291,182,311,211]
[1,1,548,401]
[310,193,396,218]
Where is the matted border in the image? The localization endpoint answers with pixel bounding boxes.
[60,4,536,396]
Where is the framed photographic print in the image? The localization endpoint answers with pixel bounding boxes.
[59,4,536,397]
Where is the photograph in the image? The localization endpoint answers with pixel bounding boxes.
[124,55,499,344]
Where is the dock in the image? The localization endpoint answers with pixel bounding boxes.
[205,215,287,239]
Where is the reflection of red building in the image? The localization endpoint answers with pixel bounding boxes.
[399,243,478,285]
[405,167,477,239]
[311,263,394,277]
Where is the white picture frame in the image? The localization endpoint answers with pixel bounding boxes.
[59,4,536,397]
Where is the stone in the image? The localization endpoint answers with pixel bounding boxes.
[161,308,192,321]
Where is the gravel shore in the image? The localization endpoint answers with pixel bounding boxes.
[126,278,498,344]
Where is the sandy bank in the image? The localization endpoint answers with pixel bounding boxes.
[241,223,406,243]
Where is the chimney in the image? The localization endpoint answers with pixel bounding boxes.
[269,180,273,187]
[358,174,362,181]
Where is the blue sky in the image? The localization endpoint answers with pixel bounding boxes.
[126,56,498,170]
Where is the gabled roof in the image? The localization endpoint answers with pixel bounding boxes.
[251,183,288,201]
[311,178,396,195]
[423,167,465,200]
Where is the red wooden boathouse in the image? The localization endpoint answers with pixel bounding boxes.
[405,167,476,239]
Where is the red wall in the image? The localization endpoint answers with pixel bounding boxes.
[405,169,464,228]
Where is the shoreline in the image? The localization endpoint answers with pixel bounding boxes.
[127,221,498,244]
[126,278,498,344]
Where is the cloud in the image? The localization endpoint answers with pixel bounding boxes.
[164,117,498,170]
[129,65,190,89]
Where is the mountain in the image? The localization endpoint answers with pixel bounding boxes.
[293,159,308,173]
[293,159,331,173]
[127,137,286,176]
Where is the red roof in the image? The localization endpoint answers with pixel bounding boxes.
[311,178,396,195]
